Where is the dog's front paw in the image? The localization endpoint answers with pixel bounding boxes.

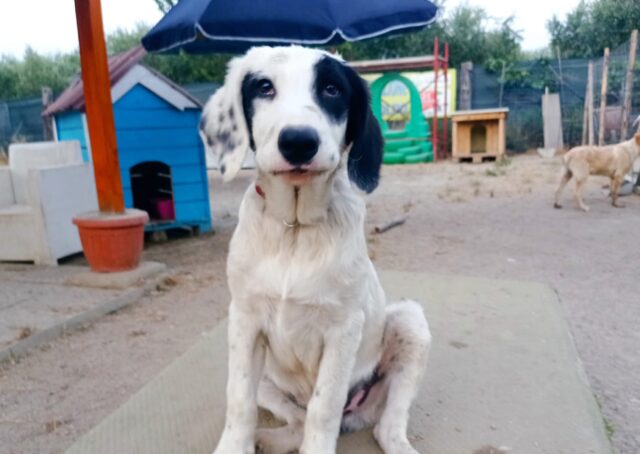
[374,424,420,454]
[213,431,255,454]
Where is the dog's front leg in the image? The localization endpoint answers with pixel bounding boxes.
[214,303,265,454]
[300,310,365,454]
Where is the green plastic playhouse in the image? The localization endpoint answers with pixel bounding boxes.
[370,73,433,164]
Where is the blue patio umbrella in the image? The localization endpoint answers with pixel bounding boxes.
[142,0,439,54]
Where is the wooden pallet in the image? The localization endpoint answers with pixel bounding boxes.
[454,154,500,164]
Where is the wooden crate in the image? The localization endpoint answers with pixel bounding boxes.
[451,108,508,163]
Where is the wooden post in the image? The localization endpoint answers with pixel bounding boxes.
[556,47,565,105]
[582,75,589,145]
[74,0,124,213]
[498,61,506,107]
[41,86,54,141]
[459,62,473,111]
[598,48,610,146]
[588,60,595,145]
[621,30,638,140]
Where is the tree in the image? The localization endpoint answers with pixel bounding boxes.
[337,4,522,69]
[444,5,489,65]
[548,0,640,58]
[153,0,175,14]
[107,23,230,85]
[0,48,79,100]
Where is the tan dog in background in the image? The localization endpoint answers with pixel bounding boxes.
[554,133,640,211]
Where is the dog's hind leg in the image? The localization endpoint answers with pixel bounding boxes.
[255,378,306,453]
[610,177,625,208]
[373,300,431,454]
[256,424,303,454]
[257,377,305,425]
[554,169,572,208]
[574,177,590,212]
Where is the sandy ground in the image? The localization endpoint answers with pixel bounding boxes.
[1,154,639,454]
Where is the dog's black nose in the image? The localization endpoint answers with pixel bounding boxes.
[278,127,320,165]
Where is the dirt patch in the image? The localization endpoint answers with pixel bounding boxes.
[1,154,639,453]
[16,327,32,341]
[474,446,510,454]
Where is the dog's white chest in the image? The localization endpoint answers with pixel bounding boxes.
[265,300,327,387]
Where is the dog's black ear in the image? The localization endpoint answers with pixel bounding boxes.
[343,66,384,193]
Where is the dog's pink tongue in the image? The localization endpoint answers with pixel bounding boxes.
[344,389,366,413]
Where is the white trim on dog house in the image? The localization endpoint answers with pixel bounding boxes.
[111,65,199,111]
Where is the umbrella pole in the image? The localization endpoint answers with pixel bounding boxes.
[74,0,124,214]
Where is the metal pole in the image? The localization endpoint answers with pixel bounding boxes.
[433,37,439,160]
[443,42,449,158]
[74,0,125,213]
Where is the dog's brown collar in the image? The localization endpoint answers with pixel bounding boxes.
[255,184,299,228]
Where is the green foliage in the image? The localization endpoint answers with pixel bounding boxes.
[548,0,640,58]
[338,3,523,70]
[153,0,176,14]
[108,23,231,85]
[0,49,80,100]
[0,23,229,101]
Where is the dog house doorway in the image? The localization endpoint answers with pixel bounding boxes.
[130,161,175,223]
[471,124,487,153]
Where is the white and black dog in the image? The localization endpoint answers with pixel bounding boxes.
[200,46,431,454]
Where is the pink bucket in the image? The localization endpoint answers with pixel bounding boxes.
[155,198,175,220]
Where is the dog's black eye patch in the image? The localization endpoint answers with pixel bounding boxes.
[241,73,264,150]
[241,73,277,150]
[313,57,352,124]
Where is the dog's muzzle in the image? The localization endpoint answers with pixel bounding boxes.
[278,126,320,166]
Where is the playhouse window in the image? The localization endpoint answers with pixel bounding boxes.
[381,80,411,130]
[130,161,175,222]
[471,124,487,153]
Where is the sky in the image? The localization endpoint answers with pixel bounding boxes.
[0,0,579,58]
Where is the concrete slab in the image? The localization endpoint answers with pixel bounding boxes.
[0,265,123,349]
[0,263,166,362]
[64,271,613,454]
[64,261,167,289]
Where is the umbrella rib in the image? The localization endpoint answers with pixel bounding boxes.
[145,15,438,53]
[195,17,438,44]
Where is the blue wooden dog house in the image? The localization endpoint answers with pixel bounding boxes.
[44,46,211,233]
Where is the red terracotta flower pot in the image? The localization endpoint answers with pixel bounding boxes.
[73,209,149,272]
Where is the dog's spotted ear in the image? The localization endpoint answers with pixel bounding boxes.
[200,57,252,182]
[343,65,384,193]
